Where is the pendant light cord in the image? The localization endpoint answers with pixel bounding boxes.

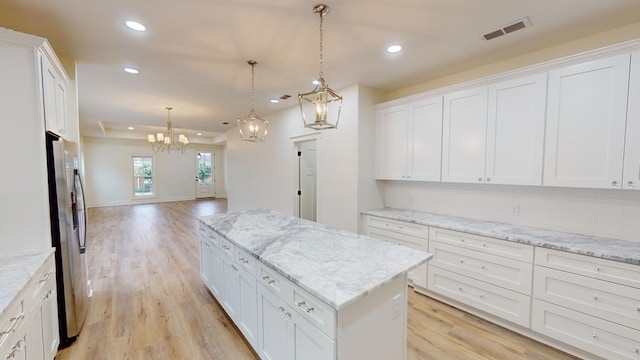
[319,10,324,80]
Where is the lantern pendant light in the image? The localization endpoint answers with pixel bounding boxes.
[298,4,343,130]
[237,60,269,142]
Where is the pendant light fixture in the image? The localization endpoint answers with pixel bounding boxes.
[148,107,189,153]
[298,3,343,130]
[237,60,269,142]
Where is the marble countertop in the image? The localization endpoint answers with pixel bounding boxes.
[363,208,640,266]
[198,209,432,310]
[0,249,54,321]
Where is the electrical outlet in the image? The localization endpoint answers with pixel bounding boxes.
[512,205,520,216]
[392,293,402,319]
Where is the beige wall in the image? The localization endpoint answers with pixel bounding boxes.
[387,21,640,101]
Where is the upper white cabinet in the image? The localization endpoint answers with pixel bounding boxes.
[623,51,640,190]
[376,96,443,181]
[442,86,488,183]
[42,55,68,138]
[442,74,547,185]
[486,73,547,186]
[544,54,631,189]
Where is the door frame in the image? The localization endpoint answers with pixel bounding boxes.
[195,149,216,199]
[291,133,321,221]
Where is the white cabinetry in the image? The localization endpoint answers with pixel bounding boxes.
[375,96,443,181]
[544,54,631,189]
[41,55,68,138]
[442,74,547,185]
[486,73,547,185]
[624,51,640,190]
[427,227,534,327]
[0,252,58,360]
[532,248,640,360]
[363,215,429,289]
[199,225,222,299]
[442,86,488,183]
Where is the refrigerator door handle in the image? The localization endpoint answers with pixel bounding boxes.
[75,171,87,252]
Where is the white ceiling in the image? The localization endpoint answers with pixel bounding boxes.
[2,0,640,143]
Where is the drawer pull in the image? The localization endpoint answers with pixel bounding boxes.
[268,280,276,284]
[278,307,285,313]
[231,264,238,271]
[0,313,24,336]
[459,259,486,270]
[635,348,639,354]
[592,332,597,339]
[297,301,315,313]
[458,287,484,299]
[285,312,292,319]
[595,266,601,272]
[593,295,598,301]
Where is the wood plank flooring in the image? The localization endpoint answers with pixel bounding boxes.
[56,199,578,360]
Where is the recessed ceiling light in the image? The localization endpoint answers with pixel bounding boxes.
[123,67,139,74]
[222,122,229,125]
[125,21,146,32]
[127,126,134,130]
[387,45,402,54]
[270,99,279,104]
[197,133,202,136]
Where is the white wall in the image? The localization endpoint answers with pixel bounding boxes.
[384,182,640,242]
[83,137,226,207]
[227,84,383,233]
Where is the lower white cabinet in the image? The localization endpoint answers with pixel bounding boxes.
[532,247,640,360]
[0,251,58,360]
[257,283,334,360]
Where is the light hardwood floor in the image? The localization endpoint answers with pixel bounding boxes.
[56,200,578,360]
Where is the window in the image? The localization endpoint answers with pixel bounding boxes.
[132,156,154,197]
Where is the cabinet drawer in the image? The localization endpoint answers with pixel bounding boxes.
[535,247,640,289]
[366,226,427,250]
[0,300,24,351]
[293,287,336,339]
[27,254,55,313]
[220,238,235,259]
[533,266,640,331]
[427,266,531,327]
[429,227,534,262]
[429,241,533,295]
[258,263,293,303]
[532,299,640,360]
[236,248,256,277]
[366,216,429,239]
[198,224,220,248]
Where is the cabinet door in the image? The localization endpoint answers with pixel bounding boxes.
[54,80,66,136]
[544,54,631,189]
[258,285,293,360]
[486,73,547,185]
[376,105,409,180]
[41,286,58,360]
[238,267,258,349]
[624,51,640,190]
[200,239,212,286]
[209,244,224,299]
[42,56,58,135]
[442,86,488,183]
[409,96,443,181]
[291,310,334,360]
[222,257,239,321]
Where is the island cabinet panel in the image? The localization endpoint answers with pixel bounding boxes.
[543,54,631,189]
[532,247,640,360]
[199,210,430,360]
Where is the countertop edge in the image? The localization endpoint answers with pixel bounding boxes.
[362,208,640,266]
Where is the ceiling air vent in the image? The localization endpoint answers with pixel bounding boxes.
[280,94,291,100]
[482,17,532,41]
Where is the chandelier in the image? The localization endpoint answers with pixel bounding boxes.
[238,60,269,142]
[298,3,343,130]
[147,107,189,153]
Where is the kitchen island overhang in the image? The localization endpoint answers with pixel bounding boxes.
[198,209,432,359]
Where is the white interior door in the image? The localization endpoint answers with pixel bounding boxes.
[297,140,317,222]
[196,151,215,198]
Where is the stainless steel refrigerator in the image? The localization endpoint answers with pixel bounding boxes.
[45,132,90,347]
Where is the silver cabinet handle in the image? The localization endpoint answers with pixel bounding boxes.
[612,180,618,187]
[627,181,634,188]
[486,177,491,182]
[478,177,482,182]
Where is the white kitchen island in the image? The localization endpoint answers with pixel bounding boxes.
[198,209,432,360]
